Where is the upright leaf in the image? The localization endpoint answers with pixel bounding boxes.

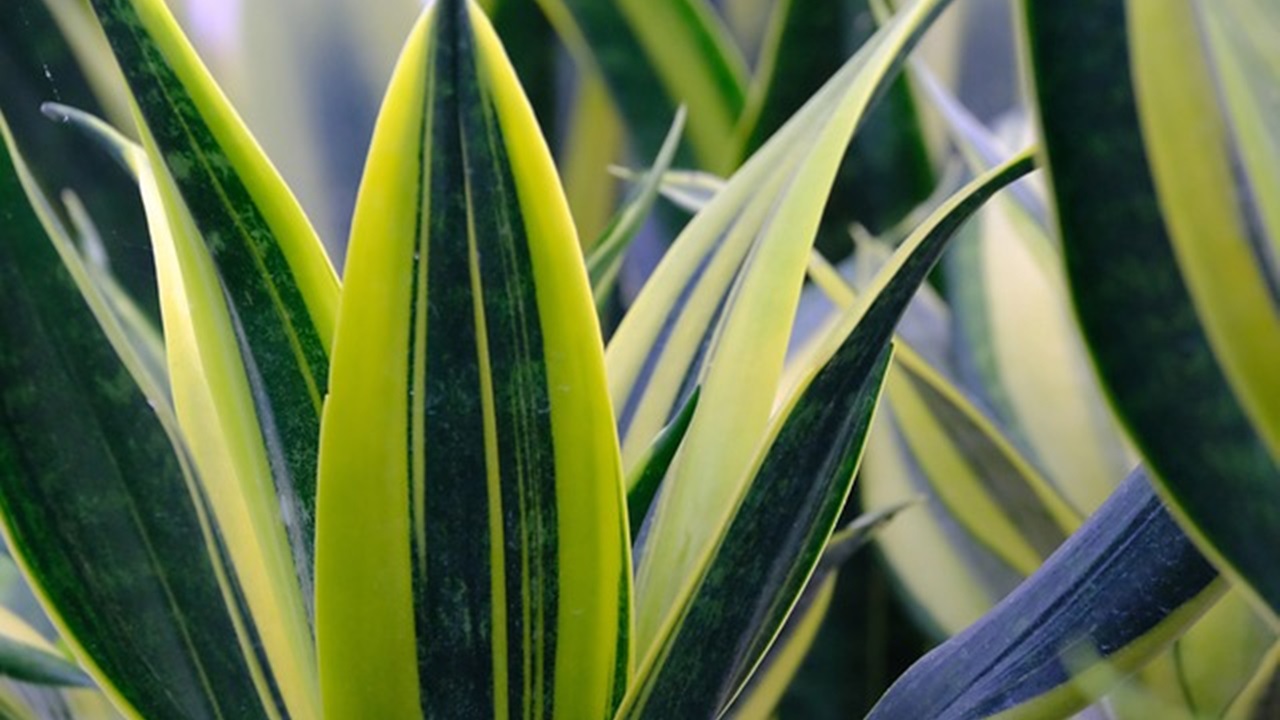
[869,468,1223,720]
[315,2,628,718]
[0,114,279,720]
[86,0,347,713]
[604,0,954,655]
[533,0,746,172]
[618,150,1035,719]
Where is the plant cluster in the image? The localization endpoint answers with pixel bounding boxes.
[0,0,1276,718]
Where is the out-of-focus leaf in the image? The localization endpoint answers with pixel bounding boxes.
[0,0,155,321]
[728,503,915,720]
[1224,641,1280,720]
[868,468,1223,720]
[315,2,628,717]
[604,0,955,657]
[1021,0,1280,620]
[918,70,1131,513]
[862,411,1005,638]
[1113,590,1276,720]
[0,113,281,720]
[885,350,1080,575]
[533,0,746,172]
[586,107,685,312]
[618,149,1034,719]
[563,74,626,245]
[1196,0,1280,283]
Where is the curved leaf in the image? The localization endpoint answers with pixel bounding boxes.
[606,0,955,656]
[1020,0,1280,620]
[0,113,279,720]
[618,149,1035,719]
[868,468,1223,720]
[315,2,628,718]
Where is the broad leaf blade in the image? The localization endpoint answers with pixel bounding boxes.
[868,468,1222,720]
[533,0,746,172]
[1021,0,1280,619]
[315,2,628,718]
[0,114,278,720]
[86,0,344,712]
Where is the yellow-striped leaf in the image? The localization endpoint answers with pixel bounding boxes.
[605,0,954,657]
[315,2,628,717]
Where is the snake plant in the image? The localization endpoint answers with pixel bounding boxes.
[0,0,1276,718]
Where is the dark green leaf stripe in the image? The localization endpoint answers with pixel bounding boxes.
[411,3,560,715]
[0,118,274,720]
[316,2,628,718]
[620,149,1036,720]
[726,502,913,717]
[1021,0,1280,616]
[89,0,332,576]
[868,468,1222,720]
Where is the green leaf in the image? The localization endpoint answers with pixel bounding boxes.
[739,0,935,234]
[0,113,281,720]
[1020,0,1280,620]
[883,349,1081,575]
[727,503,915,720]
[917,70,1133,513]
[618,148,1035,719]
[86,0,347,712]
[532,0,746,172]
[1130,0,1280,464]
[1196,0,1280,285]
[606,0,955,656]
[868,468,1224,720]
[315,2,628,718]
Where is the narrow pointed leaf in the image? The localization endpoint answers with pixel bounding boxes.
[0,114,280,720]
[0,606,88,687]
[607,0,954,654]
[619,149,1035,719]
[868,468,1223,720]
[316,3,628,718]
[87,0,346,710]
[1021,0,1280,619]
[727,502,914,720]
[626,387,700,541]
